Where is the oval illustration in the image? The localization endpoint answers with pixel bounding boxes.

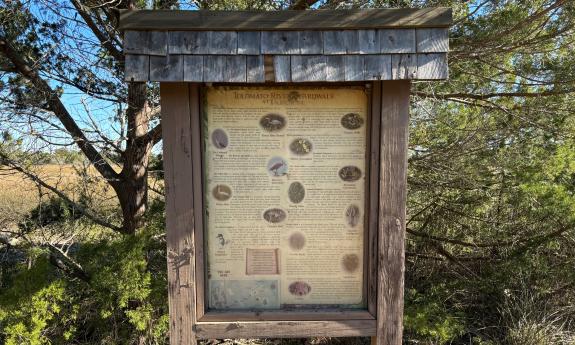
[288,232,306,251]
[289,281,311,296]
[342,254,360,273]
[263,208,287,224]
[341,113,364,130]
[288,182,305,204]
[212,184,232,201]
[260,113,286,132]
[289,138,313,156]
[211,128,228,149]
[345,204,361,227]
[338,166,362,182]
[267,157,288,177]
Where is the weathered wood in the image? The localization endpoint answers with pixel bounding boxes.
[225,56,247,82]
[125,30,167,55]
[376,80,410,345]
[199,310,375,322]
[208,31,238,54]
[237,31,261,54]
[364,55,392,80]
[195,320,377,339]
[169,31,209,54]
[359,30,380,54]
[161,82,197,345]
[148,31,169,55]
[190,86,206,320]
[416,28,449,52]
[343,30,360,54]
[124,31,148,54]
[368,81,382,317]
[246,55,265,82]
[325,55,345,81]
[391,54,416,79]
[203,55,226,82]
[273,55,291,82]
[183,55,203,82]
[323,31,343,54]
[264,55,275,82]
[150,55,183,81]
[124,54,149,82]
[261,31,299,54]
[145,53,449,81]
[379,29,416,53]
[119,8,453,30]
[291,55,326,82]
[299,31,323,54]
[417,53,448,79]
[323,30,359,54]
[344,55,364,81]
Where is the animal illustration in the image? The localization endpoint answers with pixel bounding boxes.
[216,185,230,197]
[346,205,360,227]
[212,184,232,201]
[260,113,286,131]
[213,137,225,149]
[263,208,286,223]
[268,118,282,126]
[211,129,228,149]
[339,165,362,182]
[289,281,311,296]
[269,160,287,176]
[216,234,229,248]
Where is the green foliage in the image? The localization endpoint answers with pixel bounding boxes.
[0,211,169,344]
[404,287,465,344]
[18,197,81,231]
[0,255,75,345]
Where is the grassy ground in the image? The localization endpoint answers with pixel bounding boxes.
[0,163,164,217]
[0,164,127,238]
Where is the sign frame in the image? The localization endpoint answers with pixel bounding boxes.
[160,80,410,344]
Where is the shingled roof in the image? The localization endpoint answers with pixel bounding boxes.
[120,9,451,83]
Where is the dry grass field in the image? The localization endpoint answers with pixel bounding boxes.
[0,164,124,230]
[0,164,76,213]
[0,163,164,222]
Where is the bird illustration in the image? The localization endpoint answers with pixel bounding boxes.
[269,118,282,126]
[214,137,225,149]
[216,185,230,197]
[269,160,286,176]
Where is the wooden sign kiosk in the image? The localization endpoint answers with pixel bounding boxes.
[120,8,451,345]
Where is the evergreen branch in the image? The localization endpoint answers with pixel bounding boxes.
[0,36,121,184]
[413,89,575,100]
[70,0,124,63]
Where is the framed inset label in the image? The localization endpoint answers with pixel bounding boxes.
[203,86,369,310]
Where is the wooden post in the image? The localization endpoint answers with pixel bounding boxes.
[373,80,411,345]
[161,83,198,345]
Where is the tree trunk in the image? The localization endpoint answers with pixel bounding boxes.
[115,82,153,234]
